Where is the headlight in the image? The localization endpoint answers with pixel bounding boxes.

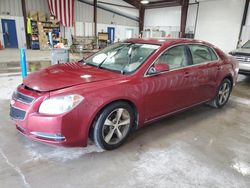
[39,94,84,115]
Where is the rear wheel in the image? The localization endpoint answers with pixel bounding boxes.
[210,78,232,108]
[93,102,134,150]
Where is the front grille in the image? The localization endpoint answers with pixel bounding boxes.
[13,91,34,104]
[10,106,26,120]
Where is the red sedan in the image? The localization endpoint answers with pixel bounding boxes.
[10,38,238,150]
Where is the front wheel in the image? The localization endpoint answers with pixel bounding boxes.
[210,78,232,108]
[93,102,135,150]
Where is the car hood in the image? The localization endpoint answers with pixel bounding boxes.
[23,62,122,92]
[231,48,250,55]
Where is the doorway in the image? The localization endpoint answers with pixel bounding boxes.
[125,28,134,39]
[107,27,115,44]
[1,19,18,48]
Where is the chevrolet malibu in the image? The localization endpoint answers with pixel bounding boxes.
[10,38,238,150]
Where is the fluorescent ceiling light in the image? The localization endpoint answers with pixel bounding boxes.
[141,0,149,4]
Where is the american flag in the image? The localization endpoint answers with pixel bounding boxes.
[47,0,75,27]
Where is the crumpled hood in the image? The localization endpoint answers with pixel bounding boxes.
[23,62,122,92]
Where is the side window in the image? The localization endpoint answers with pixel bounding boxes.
[188,44,218,64]
[155,45,187,70]
[208,47,218,61]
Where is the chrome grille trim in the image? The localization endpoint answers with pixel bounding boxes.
[13,91,35,104]
[235,56,250,62]
[10,106,26,120]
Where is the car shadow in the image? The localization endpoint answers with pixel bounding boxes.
[125,101,237,149]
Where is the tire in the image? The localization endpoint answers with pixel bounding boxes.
[93,102,135,150]
[209,78,232,108]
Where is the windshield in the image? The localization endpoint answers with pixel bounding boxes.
[242,40,250,48]
[85,42,159,74]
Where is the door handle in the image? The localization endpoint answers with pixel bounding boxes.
[217,65,222,70]
[184,72,191,78]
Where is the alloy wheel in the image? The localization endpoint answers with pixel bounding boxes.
[218,82,230,105]
[102,108,131,145]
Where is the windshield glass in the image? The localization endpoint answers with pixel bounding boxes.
[242,40,250,48]
[85,42,159,73]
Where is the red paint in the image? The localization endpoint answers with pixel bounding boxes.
[10,38,238,147]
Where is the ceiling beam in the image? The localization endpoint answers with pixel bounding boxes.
[139,5,145,34]
[79,0,138,21]
[21,0,29,48]
[238,0,250,47]
[123,0,182,9]
[143,0,181,9]
[98,1,137,9]
[93,0,97,37]
[123,0,140,9]
[180,0,189,38]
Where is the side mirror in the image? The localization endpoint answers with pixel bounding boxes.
[155,63,169,72]
[147,62,169,75]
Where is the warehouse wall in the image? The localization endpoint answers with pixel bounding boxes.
[97,8,138,27]
[195,0,245,53]
[0,0,25,48]
[25,0,50,16]
[75,0,138,26]
[73,1,139,43]
[0,0,22,17]
[144,7,181,27]
[0,15,26,48]
[241,3,250,45]
[143,0,245,52]
[143,3,199,37]
[0,0,139,48]
[186,3,198,34]
[97,23,139,41]
[144,6,183,38]
[75,1,93,23]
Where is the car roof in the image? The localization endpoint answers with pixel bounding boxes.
[125,38,213,47]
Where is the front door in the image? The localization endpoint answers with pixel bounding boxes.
[143,45,196,121]
[107,27,115,44]
[1,19,18,48]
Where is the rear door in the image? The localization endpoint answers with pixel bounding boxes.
[187,44,220,102]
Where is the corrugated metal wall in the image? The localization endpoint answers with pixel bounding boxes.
[75,1,93,22]
[0,0,137,27]
[0,0,138,47]
[97,8,138,27]
[26,0,50,15]
[0,0,49,17]
[0,0,23,17]
[75,1,138,27]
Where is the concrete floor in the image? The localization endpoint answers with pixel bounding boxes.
[0,75,250,188]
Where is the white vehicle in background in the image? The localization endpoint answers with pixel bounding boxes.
[230,40,250,75]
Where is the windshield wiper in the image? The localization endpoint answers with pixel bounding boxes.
[97,46,125,69]
[121,44,138,74]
